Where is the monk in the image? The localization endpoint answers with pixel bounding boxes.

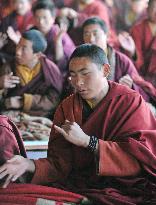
[0,29,63,118]
[58,0,114,46]
[0,44,156,204]
[82,17,154,109]
[32,0,75,76]
[118,0,156,114]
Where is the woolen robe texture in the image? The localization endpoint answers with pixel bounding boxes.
[130,19,156,88]
[31,81,156,205]
[0,56,63,117]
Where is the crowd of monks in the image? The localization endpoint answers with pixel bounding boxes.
[0,0,156,205]
[0,0,155,119]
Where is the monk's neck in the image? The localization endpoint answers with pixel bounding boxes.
[87,80,109,108]
[148,21,156,36]
[26,58,40,70]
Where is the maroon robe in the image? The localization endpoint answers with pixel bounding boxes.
[0,115,26,166]
[130,19,156,88]
[31,81,156,204]
[107,46,151,102]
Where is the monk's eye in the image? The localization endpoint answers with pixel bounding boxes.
[82,72,90,76]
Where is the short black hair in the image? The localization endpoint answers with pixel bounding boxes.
[148,0,156,7]
[32,0,56,17]
[22,29,47,53]
[69,44,109,67]
[82,17,109,34]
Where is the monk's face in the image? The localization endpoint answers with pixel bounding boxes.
[69,57,109,103]
[16,38,38,67]
[12,0,31,15]
[148,1,156,23]
[83,24,107,51]
[34,9,55,35]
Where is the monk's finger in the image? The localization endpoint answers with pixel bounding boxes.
[2,174,13,188]
[65,119,74,126]
[54,125,67,136]
[0,166,6,174]
[0,169,9,179]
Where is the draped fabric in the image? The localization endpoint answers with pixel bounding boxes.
[32,81,156,204]
[0,115,26,166]
[0,183,85,205]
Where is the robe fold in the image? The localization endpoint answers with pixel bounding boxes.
[31,81,156,204]
[0,115,26,166]
[0,183,84,205]
[107,46,151,102]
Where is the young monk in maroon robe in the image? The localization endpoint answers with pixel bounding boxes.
[0,44,156,205]
[0,29,63,118]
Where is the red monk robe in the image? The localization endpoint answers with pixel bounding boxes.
[30,81,156,205]
[0,116,85,205]
[0,115,26,166]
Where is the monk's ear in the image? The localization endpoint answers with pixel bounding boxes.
[102,64,110,78]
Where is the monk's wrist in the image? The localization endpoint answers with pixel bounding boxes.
[27,159,35,173]
[87,136,98,152]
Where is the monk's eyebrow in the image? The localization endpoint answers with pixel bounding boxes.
[69,68,88,74]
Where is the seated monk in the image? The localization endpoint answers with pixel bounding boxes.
[82,17,156,116]
[0,44,156,205]
[58,0,118,46]
[0,29,63,140]
[118,0,156,114]
[32,0,75,77]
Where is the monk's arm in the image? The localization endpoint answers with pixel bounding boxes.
[95,140,141,177]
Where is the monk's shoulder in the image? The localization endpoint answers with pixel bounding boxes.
[60,94,76,107]
[109,81,141,101]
